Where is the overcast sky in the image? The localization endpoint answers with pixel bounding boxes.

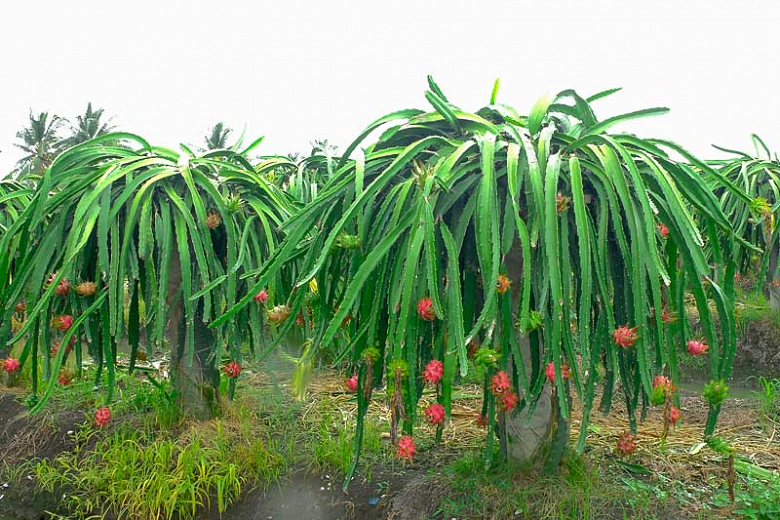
[1,1,778,175]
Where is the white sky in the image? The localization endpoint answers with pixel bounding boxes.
[1,1,779,175]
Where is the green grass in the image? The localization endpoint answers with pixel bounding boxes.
[706,473,780,519]
[436,450,697,519]
[308,403,388,477]
[751,376,780,428]
[735,289,780,331]
[34,419,284,519]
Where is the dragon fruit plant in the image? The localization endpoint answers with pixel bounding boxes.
[0,134,294,417]
[212,77,742,485]
[708,138,780,287]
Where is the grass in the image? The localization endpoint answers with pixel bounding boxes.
[750,376,780,428]
[4,364,394,519]
[308,402,389,477]
[35,424,260,518]
[6,358,780,519]
[436,450,673,519]
[734,289,780,332]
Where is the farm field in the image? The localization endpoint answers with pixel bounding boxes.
[2,78,780,519]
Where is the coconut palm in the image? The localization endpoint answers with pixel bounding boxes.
[214,77,744,486]
[61,103,115,148]
[203,123,233,151]
[13,111,66,179]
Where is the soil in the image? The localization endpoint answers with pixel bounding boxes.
[690,314,780,378]
[209,465,444,520]
[0,393,83,520]
[735,317,780,375]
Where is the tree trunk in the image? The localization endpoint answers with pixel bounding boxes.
[167,248,219,419]
[503,240,555,464]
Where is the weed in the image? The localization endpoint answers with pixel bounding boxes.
[707,474,780,519]
[33,415,285,520]
[751,376,780,427]
[438,451,676,519]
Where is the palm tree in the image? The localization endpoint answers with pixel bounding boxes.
[203,123,233,150]
[61,103,114,148]
[13,111,66,178]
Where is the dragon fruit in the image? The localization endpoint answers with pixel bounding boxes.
[51,339,75,358]
[613,325,638,348]
[656,223,670,239]
[52,315,74,332]
[424,403,445,425]
[703,380,729,406]
[417,297,436,321]
[475,413,488,428]
[661,309,678,324]
[496,274,512,295]
[556,193,571,213]
[57,369,74,386]
[396,436,415,462]
[545,362,572,383]
[205,211,222,229]
[490,371,512,395]
[222,361,241,378]
[266,305,291,324]
[686,339,708,356]
[669,405,682,425]
[423,359,444,385]
[498,391,519,412]
[14,301,25,313]
[3,358,20,373]
[55,279,71,296]
[345,375,358,392]
[652,375,674,392]
[74,281,97,296]
[94,407,111,427]
[616,432,637,456]
[254,289,268,304]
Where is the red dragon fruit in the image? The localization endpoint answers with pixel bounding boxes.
[423,359,444,385]
[669,405,682,426]
[14,301,25,313]
[652,375,675,392]
[396,436,416,462]
[254,289,268,304]
[656,223,669,239]
[545,362,572,383]
[51,339,75,358]
[556,193,571,213]
[222,361,241,378]
[94,407,111,427]
[417,297,436,321]
[475,413,488,428]
[686,339,708,356]
[498,391,519,412]
[616,432,637,456]
[52,315,74,332]
[661,309,678,324]
[490,371,512,395]
[57,369,74,386]
[3,358,20,373]
[613,325,638,348]
[345,374,358,392]
[54,278,71,296]
[266,305,291,324]
[424,403,445,425]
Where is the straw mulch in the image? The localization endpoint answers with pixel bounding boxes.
[264,370,780,482]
